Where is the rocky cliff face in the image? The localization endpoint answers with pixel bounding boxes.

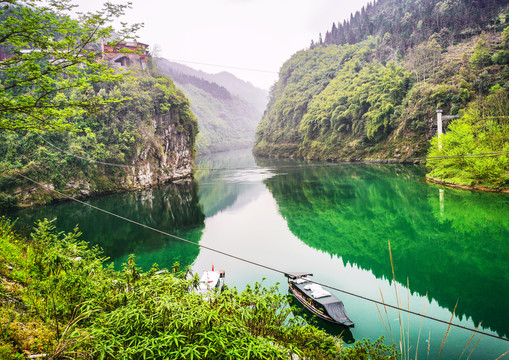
[129,121,193,188]
[11,121,194,207]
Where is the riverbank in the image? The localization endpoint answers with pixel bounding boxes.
[425,175,509,194]
[5,151,509,359]
[9,170,194,209]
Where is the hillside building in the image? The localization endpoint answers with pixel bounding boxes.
[102,40,150,70]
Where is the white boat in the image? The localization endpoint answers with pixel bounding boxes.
[196,266,225,296]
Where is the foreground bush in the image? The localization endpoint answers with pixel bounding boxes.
[0,217,396,359]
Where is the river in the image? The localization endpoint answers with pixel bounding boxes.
[6,149,509,359]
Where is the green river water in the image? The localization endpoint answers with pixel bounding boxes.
[6,149,509,359]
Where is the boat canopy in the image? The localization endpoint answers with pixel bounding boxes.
[287,273,355,327]
[322,300,354,327]
[284,272,313,279]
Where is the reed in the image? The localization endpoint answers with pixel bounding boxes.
[436,300,458,359]
[378,288,396,345]
[427,331,431,359]
[379,241,489,360]
[414,292,428,360]
[407,278,410,360]
[495,348,509,360]
[388,241,407,359]
[458,321,482,360]
[466,334,483,360]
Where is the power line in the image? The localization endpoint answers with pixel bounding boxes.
[14,172,509,344]
[164,58,279,74]
[411,150,509,161]
[36,133,139,169]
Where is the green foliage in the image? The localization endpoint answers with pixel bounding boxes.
[255,38,418,160]
[0,0,142,132]
[301,61,411,143]
[340,337,397,359]
[255,41,377,157]
[427,89,509,187]
[79,279,342,359]
[0,193,17,209]
[0,217,394,359]
[0,70,198,206]
[492,26,509,65]
[470,37,493,69]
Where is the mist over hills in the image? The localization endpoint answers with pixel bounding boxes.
[155,58,268,154]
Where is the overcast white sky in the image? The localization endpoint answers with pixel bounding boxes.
[73,0,371,90]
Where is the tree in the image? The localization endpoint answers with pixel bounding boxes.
[0,0,142,132]
[406,38,442,82]
[470,36,493,69]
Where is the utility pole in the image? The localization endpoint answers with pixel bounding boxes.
[437,109,443,149]
[436,109,460,149]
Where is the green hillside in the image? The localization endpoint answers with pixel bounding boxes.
[156,59,267,154]
[0,70,198,207]
[254,0,509,187]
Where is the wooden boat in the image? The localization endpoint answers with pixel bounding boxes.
[285,272,354,328]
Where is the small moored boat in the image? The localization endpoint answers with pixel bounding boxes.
[285,272,354,328]
[196,266,225,296]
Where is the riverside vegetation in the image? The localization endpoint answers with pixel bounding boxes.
[0,217,397,359]
[0,69,199,207]
[254,0,509,189]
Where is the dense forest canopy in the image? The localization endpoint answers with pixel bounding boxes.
[319,0,508,54]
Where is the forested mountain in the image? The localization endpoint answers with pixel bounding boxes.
[156,58,268,154]
[255,0,509,188]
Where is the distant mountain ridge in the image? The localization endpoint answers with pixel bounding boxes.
[156,58,268,154]
[156,59,268,112]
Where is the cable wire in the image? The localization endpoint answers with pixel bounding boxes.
[36,133,139,169]
[164,58,279,74]
[14,172,509,344]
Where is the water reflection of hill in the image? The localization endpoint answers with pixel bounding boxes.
[261,162,509,337]
[7,181,205,270]
[195,149,259,217]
